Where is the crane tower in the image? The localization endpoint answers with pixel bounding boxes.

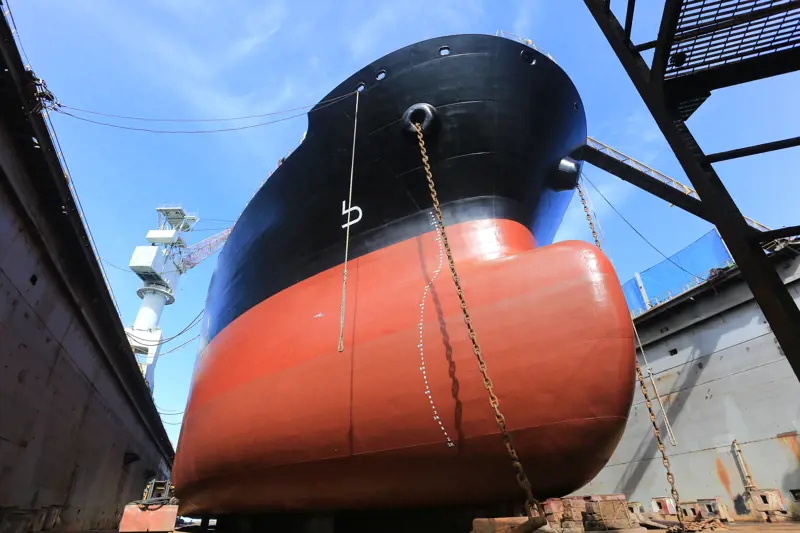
[126,207,230,393]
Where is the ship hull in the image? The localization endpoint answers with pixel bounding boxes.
[197,34,586,346]
[174,34,634,516]
[174,220,634,515]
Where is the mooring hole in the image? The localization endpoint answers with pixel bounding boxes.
[409,109,428,125]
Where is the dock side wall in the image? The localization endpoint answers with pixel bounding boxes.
[575,252,800,516]
[0,121,169,532]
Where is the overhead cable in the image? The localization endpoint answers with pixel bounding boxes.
[58,91,356,122]
[156,405,185,415]
[581,173,707,282]
[55,109,313,134]
[3,0,32,68]
[53,91,355,134]
[156,334,200,357]
[42,102,124,317]
[126,309,204,346]
[100,257,136,274]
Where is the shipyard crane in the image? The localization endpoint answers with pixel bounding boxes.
[126,206,231,394]
[124,138,306,393]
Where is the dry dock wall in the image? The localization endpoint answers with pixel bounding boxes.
[0,16,173,532]
[0,171,165,531]
[575,248,800,517]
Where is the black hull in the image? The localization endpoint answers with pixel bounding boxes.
[201,34,587,345]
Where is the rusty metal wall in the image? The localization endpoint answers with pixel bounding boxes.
[0,139,168,530]
[575,250,800,516]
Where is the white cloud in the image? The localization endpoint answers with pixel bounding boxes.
[230,35,266,59]
[147,0,217,23]
[513,4,531,38]
[348,0,485,61]
[232,2,287,59]
[509,0,545,41]
[67,0,294,168]
[349,5,400,60]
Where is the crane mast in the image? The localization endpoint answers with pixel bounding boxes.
[126,207,230,393]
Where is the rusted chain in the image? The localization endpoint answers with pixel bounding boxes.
[577,178,684,530]
[414,123,545,524]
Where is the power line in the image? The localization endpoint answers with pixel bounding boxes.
[55,108,315,135]
[58,91,356,123]
[127,315,201,346]
[581,173,707,282]
[42,108,124,317]
[6,0,127,331]
[156,405,185,415]
[3,0,31,69]
[126,309,204,346]
[158,410,185,416]
[51,89,352,134]
[156,334,200,357]
[100,257,136,274]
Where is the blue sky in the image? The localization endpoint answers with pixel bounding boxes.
[11,0,799,446]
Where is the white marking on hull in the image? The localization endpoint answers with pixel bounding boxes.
[417,212,454,448]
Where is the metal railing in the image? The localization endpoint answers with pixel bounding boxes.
[586,136,771,232]
[495,30,557,63]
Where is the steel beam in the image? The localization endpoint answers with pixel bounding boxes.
[633,40,657,52]
[584,0,800,377]
[650,0,681,85]
[707,136,800,163]
[581,144,711,224]
[624,0,637,41]
[664,46,800,97]
[758,225,800,243]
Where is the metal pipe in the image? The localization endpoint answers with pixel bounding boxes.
[633,324,678,446]
[732,439,757,489]
[706,136,800,163]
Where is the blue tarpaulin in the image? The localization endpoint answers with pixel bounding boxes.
[621,229,733,316]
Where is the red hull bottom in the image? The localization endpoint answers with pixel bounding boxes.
[173,219,634,515]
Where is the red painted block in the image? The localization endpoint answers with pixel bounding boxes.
[118,504,178,532]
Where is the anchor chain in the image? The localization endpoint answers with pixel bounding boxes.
[577,179,684,531]
[577,183,600,248]
[414,123,545,523]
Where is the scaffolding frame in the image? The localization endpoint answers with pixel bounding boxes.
[582,0,800,378]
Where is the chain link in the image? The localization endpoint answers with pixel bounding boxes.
[577,183,601,249]
[577,180,684,531]
[414,123,545,522]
